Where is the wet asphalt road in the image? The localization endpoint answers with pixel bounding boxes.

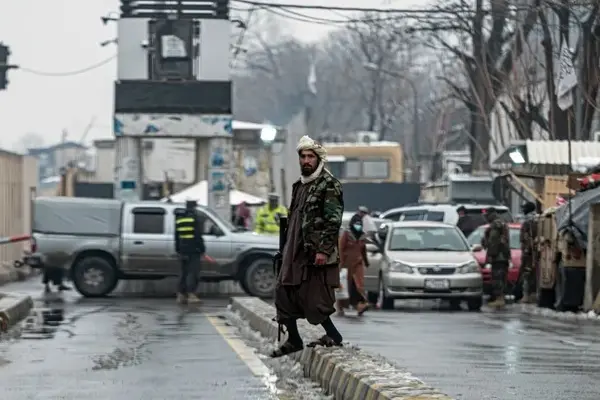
[2,280,599,400]
[334,301,600,400]
[0,280,277,400]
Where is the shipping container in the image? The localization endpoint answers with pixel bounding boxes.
[0,149,38,267]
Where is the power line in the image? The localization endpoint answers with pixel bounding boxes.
[18,55,116,77]
[232,0,467,14]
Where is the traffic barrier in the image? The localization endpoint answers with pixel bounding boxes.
[0,234,30,246]
[0,294,34,333]
[231,297,453,400]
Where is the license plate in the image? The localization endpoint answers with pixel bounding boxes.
[424,279,450,290]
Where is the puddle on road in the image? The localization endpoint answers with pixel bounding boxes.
[21,307,66,340]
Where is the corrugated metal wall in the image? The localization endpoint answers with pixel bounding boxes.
[0,151,38,268]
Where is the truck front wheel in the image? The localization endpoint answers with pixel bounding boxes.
[72,256,119,297]
[241,257,276,299]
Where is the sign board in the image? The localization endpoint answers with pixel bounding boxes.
[114,114,233,138]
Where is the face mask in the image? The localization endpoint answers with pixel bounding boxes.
[353,224,362,231]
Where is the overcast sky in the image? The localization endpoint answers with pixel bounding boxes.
[0,0,421,152]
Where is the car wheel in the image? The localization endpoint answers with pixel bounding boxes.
[378,277,394,310]
[242,258,276,299]
[449,299,462,310]
[72,256,119,298]
[467,297,483,311]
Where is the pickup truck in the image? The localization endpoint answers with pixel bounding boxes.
[27,197,279,298]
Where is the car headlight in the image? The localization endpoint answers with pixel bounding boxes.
[389,262,414,274]
[509,261,514,269]
[484,263,491,269]
[458,261,480,274]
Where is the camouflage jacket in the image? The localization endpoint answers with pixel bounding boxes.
[520,213,537,255]
[290,168,344,265]
[482,218,511,263]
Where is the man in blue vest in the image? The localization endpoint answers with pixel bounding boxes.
[174,200,206,304]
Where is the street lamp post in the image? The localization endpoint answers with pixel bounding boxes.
[260,125,278,192]
[364,62,420,183]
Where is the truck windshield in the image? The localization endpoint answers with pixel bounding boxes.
[200,208,236,232]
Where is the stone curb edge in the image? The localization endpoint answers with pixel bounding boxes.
[231,297,454,400]
[517,303,600,323]
[0,294,34,332]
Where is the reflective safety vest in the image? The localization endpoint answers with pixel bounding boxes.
[255,205,287,235]
[175,214,198,253]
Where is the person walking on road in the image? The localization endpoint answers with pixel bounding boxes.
[518,201,538,304]
[174,199,205,305]
[337,214,370,316]
[255,193,287,235]
[271,135,345,358]
[481,207,511,309]
[43,267,71,293]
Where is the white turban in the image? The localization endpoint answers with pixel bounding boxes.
[296,135,327,161]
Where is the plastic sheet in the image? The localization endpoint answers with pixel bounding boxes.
[554,186,600,249]
[33,197,122,236]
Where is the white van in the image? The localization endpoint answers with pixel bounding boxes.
[379,203,513,225]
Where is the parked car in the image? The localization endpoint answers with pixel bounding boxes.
[26,197,279,298]
[380,203,513,225]
[466,223,522,295]
[364,221,483,311]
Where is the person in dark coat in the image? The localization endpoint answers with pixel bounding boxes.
[271,135,344,358]
[174,199,206,305]
[456,206,477,238]
[518,201,538,303]
[482,207,511,309]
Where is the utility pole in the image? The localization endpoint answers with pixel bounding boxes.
[0,43,18,90]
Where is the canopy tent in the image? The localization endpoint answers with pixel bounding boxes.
[164,181,266,206]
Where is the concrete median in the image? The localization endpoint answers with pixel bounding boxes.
[230,297,453,400]
[0,293,34,332]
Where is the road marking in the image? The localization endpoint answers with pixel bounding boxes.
[207,315,279,394]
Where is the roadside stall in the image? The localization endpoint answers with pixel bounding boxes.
[536,206,558,308]
[552,173,600,311]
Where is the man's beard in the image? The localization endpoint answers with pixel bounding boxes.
[301,164,316,176]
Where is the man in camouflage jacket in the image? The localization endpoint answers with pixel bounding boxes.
[482,207,511,308]
[519,202,538,303]
[271,135,345,358]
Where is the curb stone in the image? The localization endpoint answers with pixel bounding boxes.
[517,303,600,323]
[230,297,454,400]
[0,293,34,332]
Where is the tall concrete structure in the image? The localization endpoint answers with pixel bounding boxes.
[114,0,233,221]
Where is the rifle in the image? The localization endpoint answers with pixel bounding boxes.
[273,215,288,343]
[273,216,288,277]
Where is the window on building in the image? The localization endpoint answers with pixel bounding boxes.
[345,159,361,178]
[363,160,389,179]
[328,161,344,178]
[133,210,165,234]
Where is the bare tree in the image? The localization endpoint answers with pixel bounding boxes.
[416,0,539,170]
[537,3,600,140]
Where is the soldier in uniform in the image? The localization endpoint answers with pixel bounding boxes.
[481,207,511,309]
[271,135,344,358]
[174,200,205,305]
[519,201,538,303]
